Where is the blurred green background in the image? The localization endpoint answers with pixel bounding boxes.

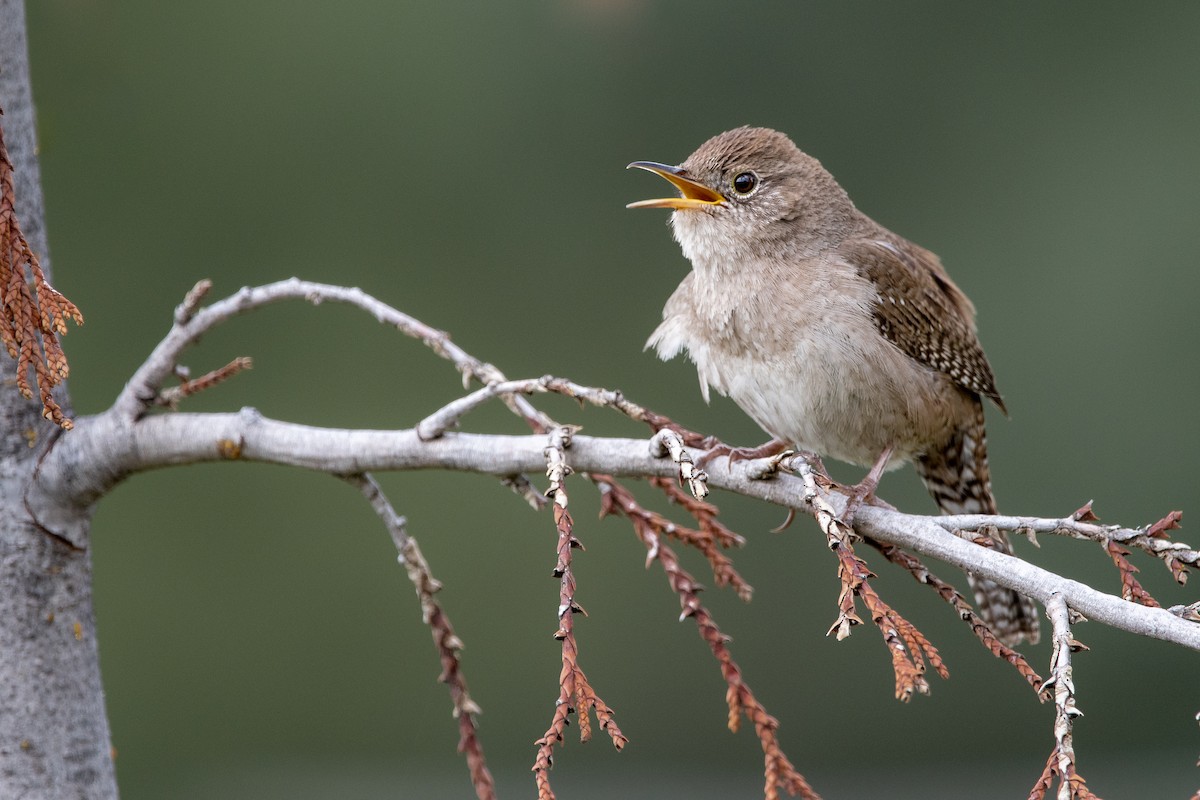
[24,1,1199,797]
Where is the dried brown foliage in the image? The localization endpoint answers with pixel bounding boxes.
[1073,505,1191,587]
[348,473,496,800]
[597,476,819,800]
[619,475,755,600]
[1075,502,1174,606]
[1147,509,1184,540]
[1146,510,1189,585]
[826,529,947,700]
[533,438,627,800]
[401,536,496,800]
[871,542,1043,691]
[1028,752,1100,800]
[1103,539,1161,608]
[156,357,253,409]
[1071,500,1100,523]
[0,110,82,429]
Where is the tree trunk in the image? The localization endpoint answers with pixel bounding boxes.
[0,1,118,796]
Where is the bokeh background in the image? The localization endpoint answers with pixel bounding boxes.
[23,2,1200,797]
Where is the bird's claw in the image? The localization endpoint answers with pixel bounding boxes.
[695,438,790,474]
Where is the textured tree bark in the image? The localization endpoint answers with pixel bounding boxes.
[0,1,119,796]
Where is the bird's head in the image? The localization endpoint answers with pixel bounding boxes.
[628,126,859,264]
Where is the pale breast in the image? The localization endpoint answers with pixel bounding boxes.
[648,251,970,468]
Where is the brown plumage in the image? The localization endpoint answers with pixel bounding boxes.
[629,126,1039,645]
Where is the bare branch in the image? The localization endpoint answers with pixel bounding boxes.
[173,278,212,324]
[416,379,539,440]
[33,416,1200,652]
[501,473,548,511]
[112,278,551,431]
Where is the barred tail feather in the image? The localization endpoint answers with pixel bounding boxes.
[916,399,1040,646]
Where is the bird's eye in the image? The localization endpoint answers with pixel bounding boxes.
[731,171,758,195]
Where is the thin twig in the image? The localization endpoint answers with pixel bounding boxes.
[501,473,548,511]
[342,473,496,800]
[933,508,1192,585]
[113,279,554,431]
[533,427,626,800]
[155,356,252,409]
[596,476,818,800]
[594,473,752,601]
[1028,593,1098,800]
[417,379,542,440]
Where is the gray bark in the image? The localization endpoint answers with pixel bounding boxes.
[0,1,118,796]
[31,412,1200,653]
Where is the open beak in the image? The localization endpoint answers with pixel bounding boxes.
[626,161,726,210]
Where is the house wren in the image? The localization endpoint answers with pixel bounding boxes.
[628,126,1039,646]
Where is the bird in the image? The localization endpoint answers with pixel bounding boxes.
[627,126,1039,646]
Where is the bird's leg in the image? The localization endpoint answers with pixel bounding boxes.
[839,444,894,528]
[695,437,790,472]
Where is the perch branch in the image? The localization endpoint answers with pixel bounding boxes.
[34,419,1200,652]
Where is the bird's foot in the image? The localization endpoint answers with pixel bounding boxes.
[695,437,790,474]
[767,449,822,532]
